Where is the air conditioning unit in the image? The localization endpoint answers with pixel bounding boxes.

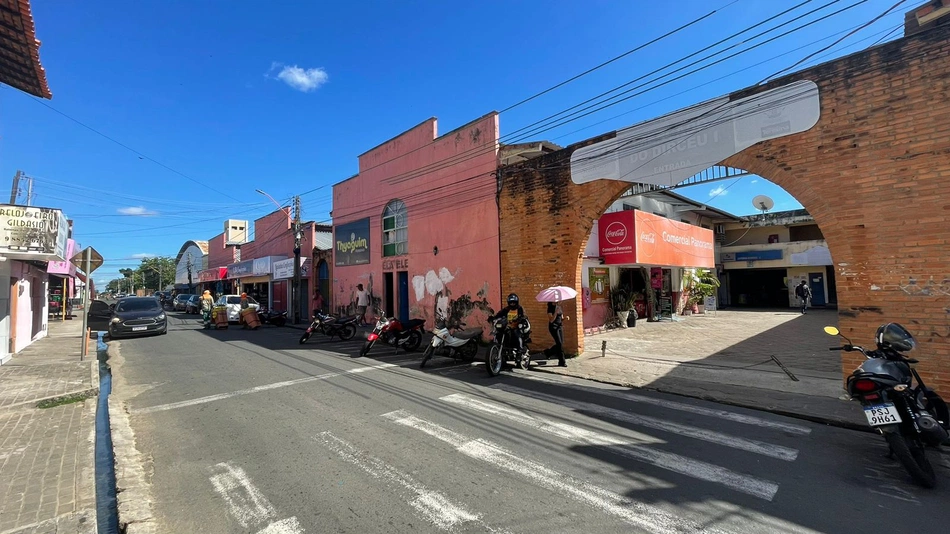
[917,0,950,25]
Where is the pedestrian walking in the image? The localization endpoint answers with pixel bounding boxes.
[355,284,370,326]
[312,289,324,317]
[795,280,812,314]
[546,301,567,367]
[200,290,215,329]
[240,292,250,329]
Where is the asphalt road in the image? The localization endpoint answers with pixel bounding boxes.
[109,311,950,534]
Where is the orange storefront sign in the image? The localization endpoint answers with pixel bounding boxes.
[598,210,715,268]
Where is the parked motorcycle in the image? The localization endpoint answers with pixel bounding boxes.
[258,308,287,327]
[299,311,358,344]
[419,318,482,368]
[359,312,426,357]
[486,316,532,376]
[825,323,949,488]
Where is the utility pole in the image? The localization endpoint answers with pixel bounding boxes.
[9,170,22,204]
[292,196,302,324]
[25,176,33,206]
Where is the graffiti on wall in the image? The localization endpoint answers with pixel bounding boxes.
[411,267,494,325]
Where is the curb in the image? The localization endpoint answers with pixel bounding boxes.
[528,365,874,433]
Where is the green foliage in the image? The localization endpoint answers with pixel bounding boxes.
[686,269,720,305]
[135,256,176,291]
[610,286,632,312]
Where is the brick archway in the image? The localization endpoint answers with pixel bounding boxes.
[499,26,950,391]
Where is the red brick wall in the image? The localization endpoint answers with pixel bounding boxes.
[499,26,950,392]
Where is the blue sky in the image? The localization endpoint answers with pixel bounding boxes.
[1,0,908,287]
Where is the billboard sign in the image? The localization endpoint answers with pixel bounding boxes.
[598,210,715,268]
[0,205,69,261]
[335,218,370,266]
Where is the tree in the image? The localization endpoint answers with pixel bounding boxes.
[134,256,176,292]
[118,269,134,293]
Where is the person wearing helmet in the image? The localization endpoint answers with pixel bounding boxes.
[489,293,529,354]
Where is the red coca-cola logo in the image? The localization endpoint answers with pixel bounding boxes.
[604,221,628,246]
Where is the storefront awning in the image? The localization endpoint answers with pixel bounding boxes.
[597,209,715,268]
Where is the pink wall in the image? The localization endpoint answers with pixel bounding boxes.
[10,260,47,352]
[206,232,237,269]
[332,113,502,328]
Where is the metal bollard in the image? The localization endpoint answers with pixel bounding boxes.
[601,340,607,358]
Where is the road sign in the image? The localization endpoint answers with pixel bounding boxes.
[70,246,104,274]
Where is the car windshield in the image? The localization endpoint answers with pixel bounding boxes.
[116,299,161,313]
[225,296,258,305]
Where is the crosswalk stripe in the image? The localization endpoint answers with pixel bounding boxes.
[516,373,812,435]
[316,432,507,533]
[381,410,720,534]
[433,395,780,501]
[483,387,799,461]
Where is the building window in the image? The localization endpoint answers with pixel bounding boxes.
[622,203,638,211]
[382,199,408,257]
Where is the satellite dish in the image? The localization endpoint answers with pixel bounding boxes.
[752,195,774,213]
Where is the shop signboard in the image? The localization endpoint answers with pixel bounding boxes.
[198,267,227,283]
[273,257,309,280]
[252,256,285,276]
[734,250,783,262]
[48,238,79,276]
[0,205,69,261]
[227,260,254,278]
[588,267,610,304]
[598,210,715,268]
[335,218,370,266]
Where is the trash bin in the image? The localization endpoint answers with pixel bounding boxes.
[213,306,229,329]
[241,308,261,330]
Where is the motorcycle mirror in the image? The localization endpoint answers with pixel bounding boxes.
[823,326,839,336]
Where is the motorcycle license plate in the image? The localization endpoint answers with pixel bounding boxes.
[863,403,902,426]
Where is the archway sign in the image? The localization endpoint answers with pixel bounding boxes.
[569,80,820,187]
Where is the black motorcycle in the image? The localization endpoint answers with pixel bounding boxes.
[486,317,532,376]
[825,323,949,488]
[299,311,358,344]
[258,308,287,327]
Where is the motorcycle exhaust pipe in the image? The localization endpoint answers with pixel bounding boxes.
[916,414,950,446]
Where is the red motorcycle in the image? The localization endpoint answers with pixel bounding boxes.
[359,312,426,357]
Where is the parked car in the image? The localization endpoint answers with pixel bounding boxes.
[215,295,260,322]
[173,294,195,311]
[184,294,201,314]
[89,297,167,339]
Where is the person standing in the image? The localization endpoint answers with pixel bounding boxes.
[355,283,370,326]
[547,301,567,367]
[200,290,215,329]
[312,289,325,317]
[240,292,250,329]
[795,280,812,314]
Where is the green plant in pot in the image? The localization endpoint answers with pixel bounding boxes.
[687,269,720,313]
[610,286,632,328]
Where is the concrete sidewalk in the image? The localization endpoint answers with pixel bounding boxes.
[0,319,98,534]
[531,308,870,429]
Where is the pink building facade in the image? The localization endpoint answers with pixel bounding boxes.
[331,113,502,328]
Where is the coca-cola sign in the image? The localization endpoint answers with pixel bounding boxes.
[597,211,636,264]
[603,222,628,246]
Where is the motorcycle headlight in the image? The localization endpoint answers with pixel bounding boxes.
[110,317,121,325]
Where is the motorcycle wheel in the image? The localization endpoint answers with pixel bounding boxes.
[486,345,503,376]
[420,345,434,369]
[459,339,479,361]
[360,339,375,357]
[274,317,286,327]
[299,331,311,344]
[404,330,423,352]
[339,324,357,341]
[885,432,936,488]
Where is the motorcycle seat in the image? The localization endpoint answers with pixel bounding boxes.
[404,319,426,330]
[454,329,483,340]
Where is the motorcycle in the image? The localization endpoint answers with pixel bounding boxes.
[419,318,482,368]
[359,313,426,357]
[825,323,949,488]
[299,311,358,344]
[486,316,532,376]
[258,307,287,327]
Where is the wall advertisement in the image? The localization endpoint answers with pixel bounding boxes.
[598,209,715,268]
[0,205,69,261]
[588,267,610,304]
[334,218,371,266]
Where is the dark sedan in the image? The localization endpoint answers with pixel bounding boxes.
[104,297,167,339]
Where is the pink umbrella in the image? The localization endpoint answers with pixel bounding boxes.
[536,286,578,302]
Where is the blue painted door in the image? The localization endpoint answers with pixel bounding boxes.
[398,271,409,322]
[809,272,826,306]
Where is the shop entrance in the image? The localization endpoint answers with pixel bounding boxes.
[272,280,287,312]
[728,269,787,308]
[384,272,395,319]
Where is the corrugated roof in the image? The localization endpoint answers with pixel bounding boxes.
[0,0,51,99]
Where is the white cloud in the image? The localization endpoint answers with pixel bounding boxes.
[118,206,158,216]
[709,185,728,198]
[269,63,329,92]
[128,253,157,259]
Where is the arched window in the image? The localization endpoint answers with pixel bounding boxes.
[382,199,407,257]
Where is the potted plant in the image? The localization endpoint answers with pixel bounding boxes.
[687,269,720,314]
[610,286,631,328]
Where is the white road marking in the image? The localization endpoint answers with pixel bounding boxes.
[435,395,780,501]
[134,363,397,414]
[482,387,799,461]
[382,410,719,534]
[256,517,305,534]
[316,432,508,533]
[515,374,812,435]
[209,462,277,528]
